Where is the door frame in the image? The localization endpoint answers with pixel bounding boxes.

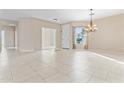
[0,26,17,49]
[72,26,88,49]
[41,27,56,50]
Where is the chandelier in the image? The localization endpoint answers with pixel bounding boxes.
[85,9,98,32]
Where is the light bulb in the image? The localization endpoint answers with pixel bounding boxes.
[88,25,90,27]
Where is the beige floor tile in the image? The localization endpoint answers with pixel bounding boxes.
[19,75,46,83]
[67,71,92,83]
[11,65,39,82]
[45,73,72,83]
[1,49,124,83]
[33,66,59,78]
[88,76,108,83]
[106,73,124,83]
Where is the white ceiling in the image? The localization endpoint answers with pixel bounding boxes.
[0,9,124,24]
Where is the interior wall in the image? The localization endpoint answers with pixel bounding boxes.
[68,15,124,52]
[18,18,61,51]
[16,14,124,52]
[88,14,124,52]
[0,19,17,27]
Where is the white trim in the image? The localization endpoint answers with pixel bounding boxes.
[6,47,16,49]
[55,48,62,51]
[19,49,34,52]
[15,26,18,49]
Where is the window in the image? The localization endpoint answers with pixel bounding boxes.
[1,30,5,47]
[74,27,87,44]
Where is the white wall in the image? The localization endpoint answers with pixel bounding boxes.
[0,19,17,27]
[65,15,124,52]
[18,18,61,51]
[88,14,124,52]
[2,14,124,52]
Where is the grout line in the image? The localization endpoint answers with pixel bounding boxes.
[9,65,14,82]
[28,64,47,83]
[86,74,93,83]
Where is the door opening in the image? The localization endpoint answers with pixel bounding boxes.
[41,27,56,50]
[0,26,16,50]
[73,26,88,49]
[1,30,5,48]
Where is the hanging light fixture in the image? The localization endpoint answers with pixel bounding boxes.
[85,9,98,32]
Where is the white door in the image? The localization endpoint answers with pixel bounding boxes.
[42,28,56,49]
[5,30,15,48]
[0,30,5,48]
[0,31,1,48]
[61,24,70,49]
[0,26,15,49]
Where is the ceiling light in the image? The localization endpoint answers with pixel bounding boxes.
[85,9,98,32]
[53,18,58,21]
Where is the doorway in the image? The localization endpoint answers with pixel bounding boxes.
[73,26,87,49]
[0,26,16,50]
[61,24,70,49]
[41,27,56,50]
[0,30,5,48]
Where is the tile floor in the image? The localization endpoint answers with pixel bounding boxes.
[0,48,124,83]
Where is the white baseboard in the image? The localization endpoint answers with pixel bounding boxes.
[6,47,16,49]
[19,49,34,52]
[55,48,62,51]
[88,48,124,54]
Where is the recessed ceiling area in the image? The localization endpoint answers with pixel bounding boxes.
[0,9,124,24]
